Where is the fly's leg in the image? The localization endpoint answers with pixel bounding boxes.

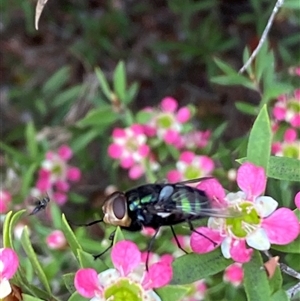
[93,230,116,260]
[188,220,217,246]
[170,225,188,254]
[145,228,161,271]
[67,219,103,227]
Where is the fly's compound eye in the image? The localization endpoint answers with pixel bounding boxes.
[102,192,132,227]
[113,195,126,219]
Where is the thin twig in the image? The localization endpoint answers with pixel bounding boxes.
[239,0,285,74]
[286,282,300,299]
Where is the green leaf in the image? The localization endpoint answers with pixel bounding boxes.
[49,202,62,229]
[211,75,256,90]
[21,227,51,294]
[63,273,76,294]
[214,58,237,75]
[0,142,31,164]
[244,250,271,301]
[77,107,118,128]
[171,248,232,284]
[9,210,27,247]
[156,285,190,301]
[235,102,258,116]
[271,290,289,301]
[21,163,39,196]
[61,214,82,259]
[113,226,125,243]
[3,211,13,247]
[271,235,300,254]
[25,122,38,158]
[269,267,283,294]
[124,82,139,104]
[113,61,126,102]
[42,66,70,94]
[67,291,87,301]
[95,67,112,100]
[77,249,108,272]
[70,129,100,153]
[52,85,82,107]
[246,105,271,170]
[22,294,47,301]
[267,156,300,182]
[136,110,153,124]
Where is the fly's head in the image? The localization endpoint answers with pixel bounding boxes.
[102,191,132,227]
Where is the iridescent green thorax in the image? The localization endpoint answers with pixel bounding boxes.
[225,202,261,238]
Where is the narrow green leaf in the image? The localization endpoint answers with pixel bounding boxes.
[95,67,112,100]
[271,235,300,254]
[3,211,13,247]
[67,291,87,301]
[244,250,271,301]
[77,107,118,128]
[77,249,108,272]
[63,273,76,294]
[113,61,126,102]
[267,156,300,182]
[113,226,125,243]
[49,202,62,229]
[246,105,271,170]
[61,214,82,259]
[211,75,256,90]
[52,85,82,107]
[124,82,139,104]
[70,129,100,153]
[271,290,289,301]
[171,248,232,284]
[0,142,31,164]
[21,163,39,196]
[9,210,27,247]
[269,267,282,294]
[214,58,237,75]
[21,227,51,294]
[22,294,47,301]
[25,122,38,158]
[235,102,258,116]
[42,66,70,94]
[156,285,190,301]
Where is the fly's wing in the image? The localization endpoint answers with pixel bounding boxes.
[151,185,238,218]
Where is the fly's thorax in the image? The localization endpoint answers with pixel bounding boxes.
[102,191,132,227]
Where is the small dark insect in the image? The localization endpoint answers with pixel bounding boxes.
[29,194,50,215]
[71,178,234,268]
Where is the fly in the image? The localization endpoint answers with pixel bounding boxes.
[71,178,234,269]
[29,194,50,215]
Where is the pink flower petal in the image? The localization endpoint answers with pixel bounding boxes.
[166,170,182,183]
[199,156,215,173]
[273,107,286,121]
[0,190,12,203]
[291,115,300,128]
[176,107,191,123]
[138,144,150,157]
[36,177,52,192]
[67,167,81,182]
[142,262,173,290]
[224,263,244,286]
[120,157,134,169]
[46,230,66,249]
[55,180,70,192]
[197,179,226,205]
[131,124,144,135]
[190,227,222,253]
[0,200,8,213]
[284,128,297,142]
[163,129,180,145]
[112,128,126,139]
[180,151,195,164]
[74,268,102,298]
[271,142,282,154]
[294,89,300,99]
[230,239,253,263]
[237,163,266,200]
[295,191,300,209]
[262,208,300,244]
[108,143,123,159]
[0,248,19,279]
[128,165,144,180]
[161,97,178,112]
[111,240,141,276]
[53,191,67,205]
[57,145,73,161]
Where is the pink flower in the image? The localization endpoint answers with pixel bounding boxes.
[0,248,19,299]
[46,230,66,249]
[142,97,192,146]
[191,163,300,263]
[182,280,207,301]
[295,192,300,210]
[223,263,244,287]
[167,151,215,182]
[175,130,211,150]
[0,190,12,214]
[272,128,300,159]
[74,240,172,301]
[273,89,300,127]
[34,145,81,205]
